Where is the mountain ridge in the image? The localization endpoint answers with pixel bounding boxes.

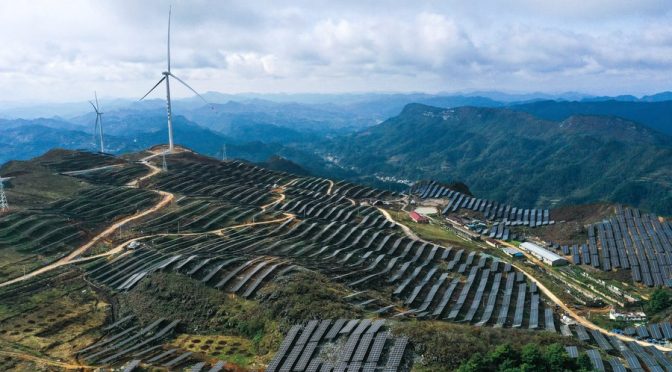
[322,103,672,214]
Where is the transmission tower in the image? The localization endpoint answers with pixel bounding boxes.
[0,178,8,212]
[162,151,168,172]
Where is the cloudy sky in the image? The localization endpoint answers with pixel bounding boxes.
[0,0,670,102]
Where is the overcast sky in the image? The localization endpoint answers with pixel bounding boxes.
[0,0,670,102]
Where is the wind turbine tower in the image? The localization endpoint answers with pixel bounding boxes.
[0,178,9,212]
[89,92,105,153]
[162,151,168,172]
[139,6,209,153]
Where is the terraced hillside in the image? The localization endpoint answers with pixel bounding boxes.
[0,148,671,371]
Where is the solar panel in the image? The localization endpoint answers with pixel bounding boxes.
[607,357,627,372]
[574,325,590,342]
[338,332,363,363]
[564,346,579,358]
[309,321,332,343]
[560,324,573,337]
[163,351,193,368]
[293,341,319,371]
[512,283,526,328]
[352,319,372,335]
[495,274,515,327]
[447,267,479,320]
[528,294,539,330]
[590,329,613,351]
[464,269,491,322]
[586,349,605,371]
[266,325,303,372]
[544,308,555,332]
[476,272,501,326]
[366,331,389,364]
[432,278,459,317]
[383,337,408,372]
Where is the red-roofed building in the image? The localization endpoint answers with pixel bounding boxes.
[409,211,428,223]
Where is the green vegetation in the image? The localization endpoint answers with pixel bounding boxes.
[389,210,481,250]
[457,343,593,372]
[257,270,363,326]
[393,321,585,372]
[327,104,672,214]
[645,288,672,315]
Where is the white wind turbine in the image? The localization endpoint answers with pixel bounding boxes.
[89,92,105,153]
[139,6,208,153]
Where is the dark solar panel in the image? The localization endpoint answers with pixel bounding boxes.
[383,337,408,371]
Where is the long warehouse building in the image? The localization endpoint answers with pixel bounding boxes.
[520,242,568,266]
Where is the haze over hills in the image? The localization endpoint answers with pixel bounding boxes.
[321,103,672,215]
[2,92,672,215]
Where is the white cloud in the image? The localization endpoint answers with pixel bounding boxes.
[0,0,670,101]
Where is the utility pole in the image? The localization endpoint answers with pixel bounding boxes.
[162,151,168,172]
[0,178,8,212]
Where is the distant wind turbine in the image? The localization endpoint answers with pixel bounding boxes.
[138,6,208,153]
[89,92,105,153]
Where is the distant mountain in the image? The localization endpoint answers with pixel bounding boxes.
[508,100,672,135]
[257,155,311,176]
[321,104,672,215]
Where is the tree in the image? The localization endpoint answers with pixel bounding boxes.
[521,344,543,369]
[645,288,671,315]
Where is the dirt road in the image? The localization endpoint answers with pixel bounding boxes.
[0,152,174,288]
[377,207,421,241]
[0,350,93,370]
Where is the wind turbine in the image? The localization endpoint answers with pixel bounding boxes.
[89,92,105,153]
[139,6,208,153]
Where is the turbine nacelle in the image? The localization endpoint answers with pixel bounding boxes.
[137,7,209,153]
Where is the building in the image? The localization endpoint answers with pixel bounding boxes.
[519,242,568,266]
[502,247,524,259]
[409,211,428,223]
[609,309,646,321]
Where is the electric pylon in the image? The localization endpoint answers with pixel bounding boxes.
[162,151,168,171]
[0,178,9,212]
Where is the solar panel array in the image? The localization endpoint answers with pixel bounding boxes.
[411,181,551,229]
[559,323,672,372]
[74,317,216,369]
[266,319,408,372]
[567,206,672,287]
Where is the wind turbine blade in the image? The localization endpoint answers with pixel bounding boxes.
[139,76,166,101]
[169,73,208,104]
[94,91,100,111]
[89,100,98,113]
[167,5,171,72]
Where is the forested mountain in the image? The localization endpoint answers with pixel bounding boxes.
[323,104,672,214]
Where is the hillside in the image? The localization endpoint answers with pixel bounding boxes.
[1,147,639,371]
[324,104,672,215]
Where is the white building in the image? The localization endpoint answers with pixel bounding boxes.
[609,308,646,321]
[520,242,568,266]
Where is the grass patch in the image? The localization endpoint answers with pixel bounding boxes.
[388,210,481,250]
[393,320,587,372]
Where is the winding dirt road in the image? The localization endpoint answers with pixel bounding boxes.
[0,152,174,288]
